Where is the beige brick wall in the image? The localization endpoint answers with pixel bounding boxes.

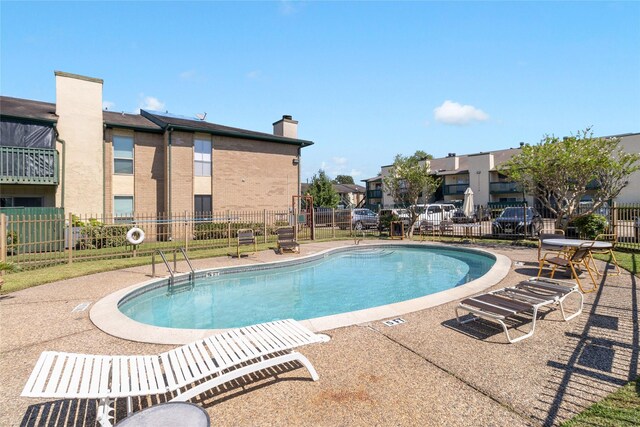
[134,132,165,214]
[167,131,194,213]
[213,137,299,210]
[104,129,113,216]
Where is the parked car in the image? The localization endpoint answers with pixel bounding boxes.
[492,207,543,236]
[337,208,379,230]
[413,204,448,230]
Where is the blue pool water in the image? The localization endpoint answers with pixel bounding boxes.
[119,246,495,329]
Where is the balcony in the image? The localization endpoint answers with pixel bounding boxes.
[0,146,59,185]
[489,181,521,194]
[367,189,383,199]
[443,184,469,195]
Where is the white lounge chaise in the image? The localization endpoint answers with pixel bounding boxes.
[21,319,329,426]
[455,277,583,343]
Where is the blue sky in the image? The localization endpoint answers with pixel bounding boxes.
[2,1,639,183]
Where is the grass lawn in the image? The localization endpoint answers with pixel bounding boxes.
[560,377,640,426]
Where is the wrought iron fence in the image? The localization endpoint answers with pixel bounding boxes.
[2,203,638,271]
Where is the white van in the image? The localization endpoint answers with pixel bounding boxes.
[413,203,453,229]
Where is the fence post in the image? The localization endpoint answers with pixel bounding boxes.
[612,201,618,236]
[227,210,231,247]
[0,214,6,265]
[332,209,336,238]
[67,212,73,264]
[263,210,267,244]
[184,211,188,251]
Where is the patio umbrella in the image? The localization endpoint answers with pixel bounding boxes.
[463,187,474,218]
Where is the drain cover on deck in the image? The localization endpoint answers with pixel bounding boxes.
[72,302,91,312]
[382,318,406,326]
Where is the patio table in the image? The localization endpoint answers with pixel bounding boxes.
[114,402,210,427]
[541,238,618,281]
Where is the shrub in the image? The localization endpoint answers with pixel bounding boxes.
[378,212,399,232]
[571,214,608,239]
[76,220,129,249]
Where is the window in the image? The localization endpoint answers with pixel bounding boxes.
[114,196,134,218]
[113,135,134,174]
[194,195,212,214]
[0,197,43,207]
[194,139,211,177]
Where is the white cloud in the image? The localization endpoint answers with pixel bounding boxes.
[139,96,165,112]
[246,70,262,80]
[102,100,115,110]
[318,157,362,179]
[434,100,489,125]
[179,70,196,80]
[278,0,297,15]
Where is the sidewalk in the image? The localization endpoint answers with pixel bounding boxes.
[0,241,637,426]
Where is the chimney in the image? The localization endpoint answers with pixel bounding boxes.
[273,115,298,139]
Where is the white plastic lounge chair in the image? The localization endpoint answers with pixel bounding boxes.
[455,277,583,343]
[21,319,329,427]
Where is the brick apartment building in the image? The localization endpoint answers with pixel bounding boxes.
[0,71,313,216]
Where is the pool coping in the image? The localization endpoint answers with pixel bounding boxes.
[90,241,511,344]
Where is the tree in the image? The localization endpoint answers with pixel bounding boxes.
[499,128,640,230]
[383,151,441,238]
[332,175,355,185]
[305,170,340,208]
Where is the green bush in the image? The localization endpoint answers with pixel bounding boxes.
[76,220,129,249]
[193,222,274,240]
[571,214,608,239]
[378,212,399,232]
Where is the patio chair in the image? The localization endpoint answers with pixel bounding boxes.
[231,228,257,258]
[276,226,300,254]
[21,319,329,427]
[455,277,583,343]
[537,241,597,293]
[537,229,566,262]
[456,287,546,343]
[439,219,454,236]
[591,234,621,276]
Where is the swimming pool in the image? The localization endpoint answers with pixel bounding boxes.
[118,245,495,330]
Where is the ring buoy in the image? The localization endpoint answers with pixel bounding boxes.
[126,227,145,245]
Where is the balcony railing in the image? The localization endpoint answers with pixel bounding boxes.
[443,184,469,195]
[367,189,383,199]
[0,146,59,185]
[489,181,521,194]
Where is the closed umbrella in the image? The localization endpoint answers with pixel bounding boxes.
[463,187,474,219]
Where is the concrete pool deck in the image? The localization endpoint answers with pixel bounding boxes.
[0,240,637,426]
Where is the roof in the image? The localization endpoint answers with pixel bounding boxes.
[0,96,58,124]
[141,110,314,147]
[333,183,365,193]
[0,96,313,146]
[103,111,162,131]
[301,183,365,194]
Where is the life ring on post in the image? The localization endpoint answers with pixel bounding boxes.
[126,227,145,245]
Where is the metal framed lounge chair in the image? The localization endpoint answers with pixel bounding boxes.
[537,241,597,293]
[276,226,300,254]
[21,319,329,427]
[231,228,257,258]
[455,277,583,343]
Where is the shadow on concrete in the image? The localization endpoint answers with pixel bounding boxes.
[19,361,310,426]
[534,269,638,426]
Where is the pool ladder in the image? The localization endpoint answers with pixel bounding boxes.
[152,248,195,288]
